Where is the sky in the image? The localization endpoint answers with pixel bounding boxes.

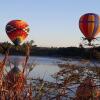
[0,0,100,47]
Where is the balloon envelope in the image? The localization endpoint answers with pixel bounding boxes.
[79,13,100,43]
[5,20,29,45]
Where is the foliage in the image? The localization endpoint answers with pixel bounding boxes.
[1,41,100,60]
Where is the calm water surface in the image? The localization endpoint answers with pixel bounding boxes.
[1,56,99,82]
[0,56,66,82]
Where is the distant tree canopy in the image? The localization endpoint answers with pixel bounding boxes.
[0,41,100,59]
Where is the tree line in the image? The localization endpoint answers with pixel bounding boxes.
[0,41,100,59]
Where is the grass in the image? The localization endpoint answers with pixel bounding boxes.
[0,52,100,100]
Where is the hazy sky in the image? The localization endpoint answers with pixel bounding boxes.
[0,0,100,47]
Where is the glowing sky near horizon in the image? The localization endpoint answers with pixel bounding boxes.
[0,0,100,47]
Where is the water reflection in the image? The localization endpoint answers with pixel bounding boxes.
[28,64,60,82]
[2,56,100,83]
[0,56,100,99]
[3,56,64,82]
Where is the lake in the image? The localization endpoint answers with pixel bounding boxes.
[0,56,100,83]
[0,56,67,82]
[0,56,100,99]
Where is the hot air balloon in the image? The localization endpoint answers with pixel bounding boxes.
[5,20,29,45]
[79,13,100,45]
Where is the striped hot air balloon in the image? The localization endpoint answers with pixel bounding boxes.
[5,20,29,45]
[79,13,100,44]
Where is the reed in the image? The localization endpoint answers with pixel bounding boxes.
[0,45,100,99]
